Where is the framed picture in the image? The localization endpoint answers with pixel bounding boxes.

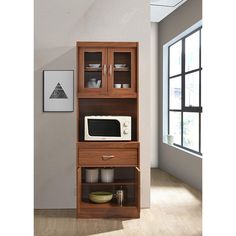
[43,70,74,112]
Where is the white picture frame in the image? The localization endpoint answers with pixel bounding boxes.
[43,70,74,112]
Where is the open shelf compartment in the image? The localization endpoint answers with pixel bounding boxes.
[77,166,140,217]
[78,98,138,142]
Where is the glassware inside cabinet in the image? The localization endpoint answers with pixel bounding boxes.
[113,52,131,89]
[84,52,103,89]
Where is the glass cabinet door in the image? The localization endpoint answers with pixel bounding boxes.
[108,48,136,96]
[78,48,107,94]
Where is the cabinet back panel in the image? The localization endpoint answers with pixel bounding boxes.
[79,99,137,141]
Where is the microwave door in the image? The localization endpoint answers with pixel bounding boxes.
[88,119,121,138]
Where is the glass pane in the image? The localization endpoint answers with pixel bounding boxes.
[88,119,121,137]
[185,31,200,72]
[169,76,181,109]
[183,112,199,151]
[84,52,102,88]
[185,71,199,107]
[169,41,182,77]
[169,111,181,145]
[114,52,131,89]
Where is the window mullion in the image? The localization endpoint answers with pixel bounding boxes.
[182,107,202,112]
[168,46,170,135]
[181,38,185,146]
[199,29,202,153]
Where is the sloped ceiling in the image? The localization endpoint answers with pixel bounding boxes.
[150,0,188,22]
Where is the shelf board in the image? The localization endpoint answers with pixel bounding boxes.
[84,68,130,72]
[85,67,102,72]
[77,93,137,98]
[80,200,136,209]
[82,179,136,186]
[114,68,130,72]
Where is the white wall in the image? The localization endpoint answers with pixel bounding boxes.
[150,22,158,168]
[35,0,151,208]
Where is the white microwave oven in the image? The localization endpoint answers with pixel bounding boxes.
[84,116,131,141]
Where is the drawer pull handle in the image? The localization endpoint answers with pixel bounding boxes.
[102,155,115,160]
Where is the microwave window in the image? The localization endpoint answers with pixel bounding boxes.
[88,119,121,137]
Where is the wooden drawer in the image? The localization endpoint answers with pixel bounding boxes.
[78,149,138,166]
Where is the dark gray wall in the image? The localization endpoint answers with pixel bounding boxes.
[158,0,202,190]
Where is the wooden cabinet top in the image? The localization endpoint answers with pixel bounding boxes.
[77,42,138,48]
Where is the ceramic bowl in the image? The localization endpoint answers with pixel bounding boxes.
[88,64,100,68]
[114,64,126,68]
[89,191,113,203]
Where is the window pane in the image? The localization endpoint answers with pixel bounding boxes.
[185,31,200,71]
[185,72,199,107]
[169,111,181,145]
[169,76,181,109]
[183,112,199,151]
[169,41,182,76]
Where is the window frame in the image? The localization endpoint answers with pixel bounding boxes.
[167,27,202,155]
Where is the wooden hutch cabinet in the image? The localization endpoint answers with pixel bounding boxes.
[76,42,140,218]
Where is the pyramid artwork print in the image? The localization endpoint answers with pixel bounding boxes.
[50,82,68,99]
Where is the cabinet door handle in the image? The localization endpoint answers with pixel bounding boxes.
[136,167,140,172]
[109,64,113,76]
[103,64,107,76]
[102,155,115,160]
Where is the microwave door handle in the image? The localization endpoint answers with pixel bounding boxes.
[102,155,115,160]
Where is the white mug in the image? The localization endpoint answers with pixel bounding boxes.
[85,168,99,183]
[101,168,114,183]
[122,84,130,88]
[114,84,121,88]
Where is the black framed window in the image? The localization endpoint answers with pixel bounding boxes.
[168,27,202,155]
